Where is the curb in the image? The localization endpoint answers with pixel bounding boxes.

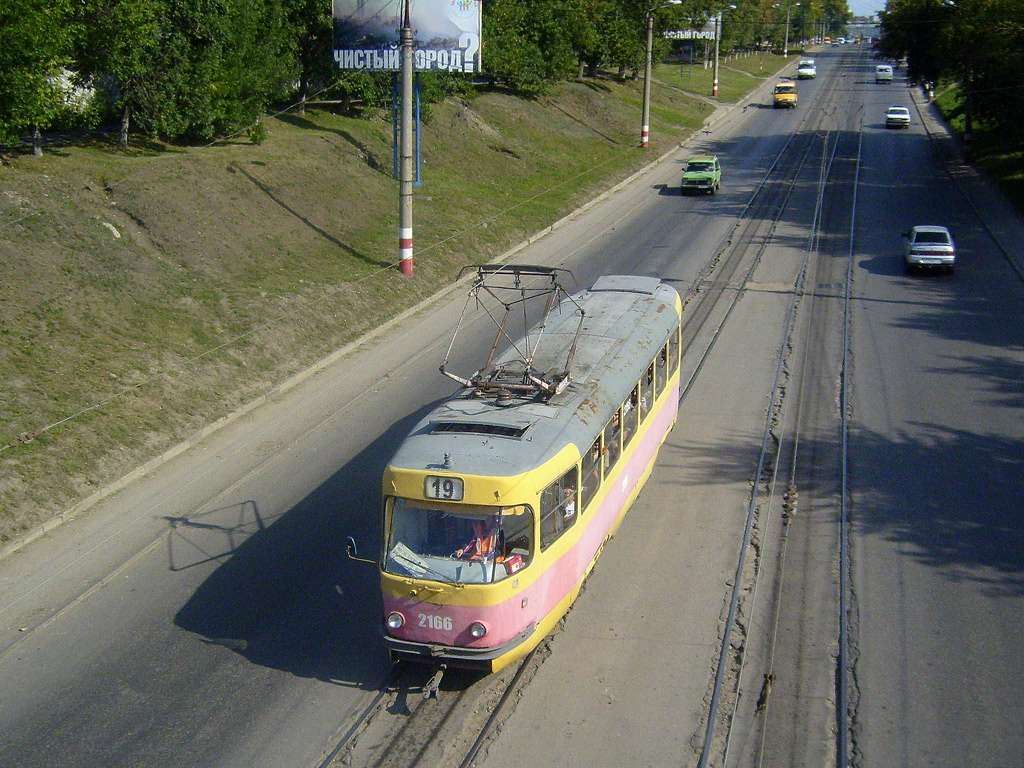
[910,84,1024,280]
[0,79,760,562]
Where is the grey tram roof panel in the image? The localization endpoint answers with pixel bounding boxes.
[387,277,681,481]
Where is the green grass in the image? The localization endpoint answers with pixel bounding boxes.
[933,85,1024,214]
[0,64,777,542]
[657,51,796,104]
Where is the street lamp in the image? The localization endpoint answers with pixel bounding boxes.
[641,0,682,148]
[784,2,800,58]
[712,5,736,98]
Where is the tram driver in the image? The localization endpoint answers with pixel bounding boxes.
[454,517,500,561]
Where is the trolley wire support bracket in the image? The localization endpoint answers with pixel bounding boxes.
[423,664,447,699]
[439,264,584,400]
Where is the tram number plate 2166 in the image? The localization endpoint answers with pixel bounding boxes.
[425,475,464,501]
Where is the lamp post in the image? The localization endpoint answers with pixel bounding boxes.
[641,0,682,148]
[712,5,736,98]
[783,2,800,58]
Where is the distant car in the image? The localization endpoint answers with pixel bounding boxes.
[797,59,817,79]
[886,106,911,128]
[903,225,956,273]
[875,64,893,83]
[681,155,722,195]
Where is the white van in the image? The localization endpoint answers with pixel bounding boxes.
[876,64,893,83]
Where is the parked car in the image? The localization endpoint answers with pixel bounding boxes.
[886,106,911,128]
[903,225,956,273]
[797,59,817,79]
[681,155,722,195]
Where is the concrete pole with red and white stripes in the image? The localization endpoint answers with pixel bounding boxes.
[398,0,414,276]
[641,11,654,148]
[712,12,721,97]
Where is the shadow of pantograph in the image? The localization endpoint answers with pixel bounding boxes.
[172,407,433,688]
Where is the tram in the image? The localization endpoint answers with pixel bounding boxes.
[376,265,682,673]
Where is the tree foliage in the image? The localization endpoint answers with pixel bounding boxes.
[878,0,1024,132]
[1,0,875,148]
[0,0,74,146]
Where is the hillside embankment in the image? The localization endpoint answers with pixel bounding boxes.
[0,55,789,546]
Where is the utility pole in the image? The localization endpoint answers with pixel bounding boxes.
[641,0,682,147]
[398,0,414,276]
[783,3,799,58]
[641,11,654,147]
[712,5,735,98]
[712,11,721,97]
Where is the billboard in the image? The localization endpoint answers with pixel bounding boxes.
[665,20,717,40]
[332,0,482,73]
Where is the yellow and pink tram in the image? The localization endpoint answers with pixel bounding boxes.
[378,267,682,673]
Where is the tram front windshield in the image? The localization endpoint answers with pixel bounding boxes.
[385,498,533,584]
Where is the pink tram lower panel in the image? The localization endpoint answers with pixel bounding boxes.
[383,384,679,659]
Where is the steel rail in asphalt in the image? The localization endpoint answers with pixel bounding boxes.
[690,48,861,768]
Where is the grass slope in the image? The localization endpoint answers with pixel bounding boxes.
[0,56,788,543]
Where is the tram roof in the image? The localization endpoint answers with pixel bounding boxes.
[387,275,681,479]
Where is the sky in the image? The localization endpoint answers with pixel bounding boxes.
[848,0,886,17]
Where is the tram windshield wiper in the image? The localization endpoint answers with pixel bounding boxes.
[388,542,458,585]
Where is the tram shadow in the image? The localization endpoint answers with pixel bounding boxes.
[172,406,435,687]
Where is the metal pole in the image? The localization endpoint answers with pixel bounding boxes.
[398,0,414,276]
[712,12,721,97]
[641,11,653,148]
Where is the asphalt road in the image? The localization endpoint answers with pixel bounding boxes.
[1,44,1022,768]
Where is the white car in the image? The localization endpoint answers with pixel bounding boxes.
[797,59,817,79]
[903,225,956,273]
[886,106,911,128]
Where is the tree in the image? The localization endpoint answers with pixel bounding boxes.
[482,0,580,95]
[74,0,165,148]
[0,0,73,153]
[941,0,1024,131]
[283,0,335,111]
[877,0,950,85]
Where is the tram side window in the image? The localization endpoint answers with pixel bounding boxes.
[622,387,639,447]
[539,467,578,549]
[655,345,667,397]
[641,363,654,419]
[668,326,680,375]
[603,408,621,478]
[581,438,601,511]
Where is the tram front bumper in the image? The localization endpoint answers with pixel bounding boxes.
[385,622,537,672]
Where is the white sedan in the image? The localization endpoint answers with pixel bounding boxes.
[797,60,817,79]
[886,106,911,128]
[903,225,956,273]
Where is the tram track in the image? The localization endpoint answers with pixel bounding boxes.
[318,649,541,768]
[676,58,853,402]
[684,47,873,768]
[315,50,871,768]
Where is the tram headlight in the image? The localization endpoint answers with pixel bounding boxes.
[386,612,405,630]
[469,621,487,639]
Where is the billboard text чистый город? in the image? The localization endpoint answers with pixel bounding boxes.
[332,0,481,73]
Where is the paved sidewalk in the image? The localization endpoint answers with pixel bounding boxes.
[910,85,1024,279]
